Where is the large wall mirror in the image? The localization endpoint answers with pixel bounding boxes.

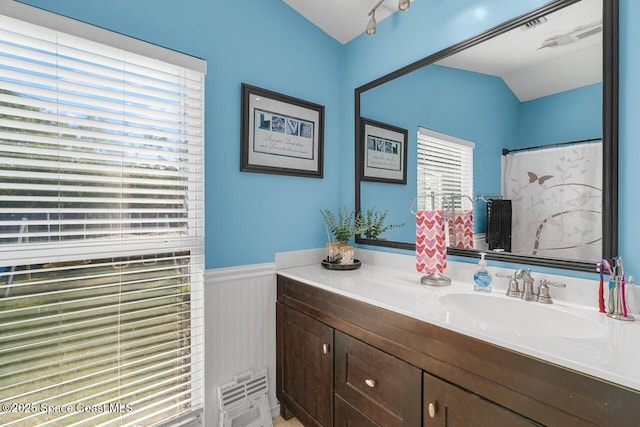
[355,0,618,272]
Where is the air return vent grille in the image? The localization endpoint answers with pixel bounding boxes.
[522,16,548,29]
[218,369,272,427]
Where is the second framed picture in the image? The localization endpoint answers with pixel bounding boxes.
[360,117,408,184]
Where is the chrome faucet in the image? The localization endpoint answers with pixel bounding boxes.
[499,269,566,303]
[518,269,537,301]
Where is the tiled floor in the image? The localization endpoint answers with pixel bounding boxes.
[272,416,304,426]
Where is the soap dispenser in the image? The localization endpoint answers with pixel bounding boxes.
[473,252,493,292]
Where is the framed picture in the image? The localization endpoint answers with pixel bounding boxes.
[241,83,324,178]
[360,117,407,184]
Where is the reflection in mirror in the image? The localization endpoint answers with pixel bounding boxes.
[355,0,617,272]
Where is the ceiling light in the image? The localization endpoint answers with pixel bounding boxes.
[366,0,384,36]
[366,0,411,37]
[538,19,603,49]
[366,11,377,35]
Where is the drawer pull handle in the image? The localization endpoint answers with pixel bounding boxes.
[364,379,376,388]
[322,343,329,354]
[428,402,437,418]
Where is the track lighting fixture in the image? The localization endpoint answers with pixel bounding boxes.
[366,10,377,36]
[366,0,383,36]
[366,0,411,36]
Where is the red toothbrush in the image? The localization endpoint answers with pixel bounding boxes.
[596,259,612,313]
[597,260,605,313]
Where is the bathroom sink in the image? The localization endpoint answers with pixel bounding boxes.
[439,293,607,339]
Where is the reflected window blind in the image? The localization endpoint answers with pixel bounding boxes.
[0,6,205,427]
[417,127,474,210]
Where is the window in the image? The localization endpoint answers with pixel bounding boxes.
[0,3,205,426]
[417,127,474,211]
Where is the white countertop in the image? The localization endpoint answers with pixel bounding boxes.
[276,249,640,392]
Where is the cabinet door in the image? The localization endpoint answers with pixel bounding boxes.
[277,303,334,427]
[423,372,541,426]
[335,331,421,427]
[335,394,379,427]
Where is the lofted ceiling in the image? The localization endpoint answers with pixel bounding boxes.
[283,0,602,101]
[282,0,404,45]
[438,0,602,101]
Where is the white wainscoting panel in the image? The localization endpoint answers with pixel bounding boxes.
[204,263,277,426]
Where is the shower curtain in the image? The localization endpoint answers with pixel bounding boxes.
[501,141,602,261]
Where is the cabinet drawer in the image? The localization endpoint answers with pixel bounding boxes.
[335,394,378,427]
[334,331,421,427]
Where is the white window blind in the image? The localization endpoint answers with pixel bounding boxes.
[0,5,205,426]
[417,127,474,210]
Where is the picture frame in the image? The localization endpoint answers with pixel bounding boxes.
[241,83,324,178]
[360,117,408,184]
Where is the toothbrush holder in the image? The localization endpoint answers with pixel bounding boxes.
[607,277,634,321]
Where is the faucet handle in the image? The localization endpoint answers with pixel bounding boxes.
[540,279,566,288]
[496,271,521,297]
[537,279,566,304]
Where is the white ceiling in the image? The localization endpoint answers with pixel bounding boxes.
[438,0,602,101]
[283,0,602,101]
[282,0,404,44]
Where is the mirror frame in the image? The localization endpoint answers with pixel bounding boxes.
[354,0,618,273]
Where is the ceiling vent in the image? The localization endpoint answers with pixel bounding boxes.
[521,16,548,30]
[539,19,603,49]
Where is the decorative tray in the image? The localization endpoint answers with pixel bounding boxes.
[321,259,361,270]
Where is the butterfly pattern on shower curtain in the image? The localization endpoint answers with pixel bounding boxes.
[502,142,602,260]
[527,172,553,185]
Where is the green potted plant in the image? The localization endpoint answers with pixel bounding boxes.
[321,207,367,244]
[361,208,405,240]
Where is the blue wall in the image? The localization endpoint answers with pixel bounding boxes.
[619,0,640,276]
[16,0,640,276]
[518,83,602,148]
[20,0,345,268]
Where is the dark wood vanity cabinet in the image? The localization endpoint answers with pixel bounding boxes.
[335,331,422,426]
[276,302,333,427]
[277,304,421,427]
[334,394,379,427]
[276,274,640,427]
[423,372,541,426]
